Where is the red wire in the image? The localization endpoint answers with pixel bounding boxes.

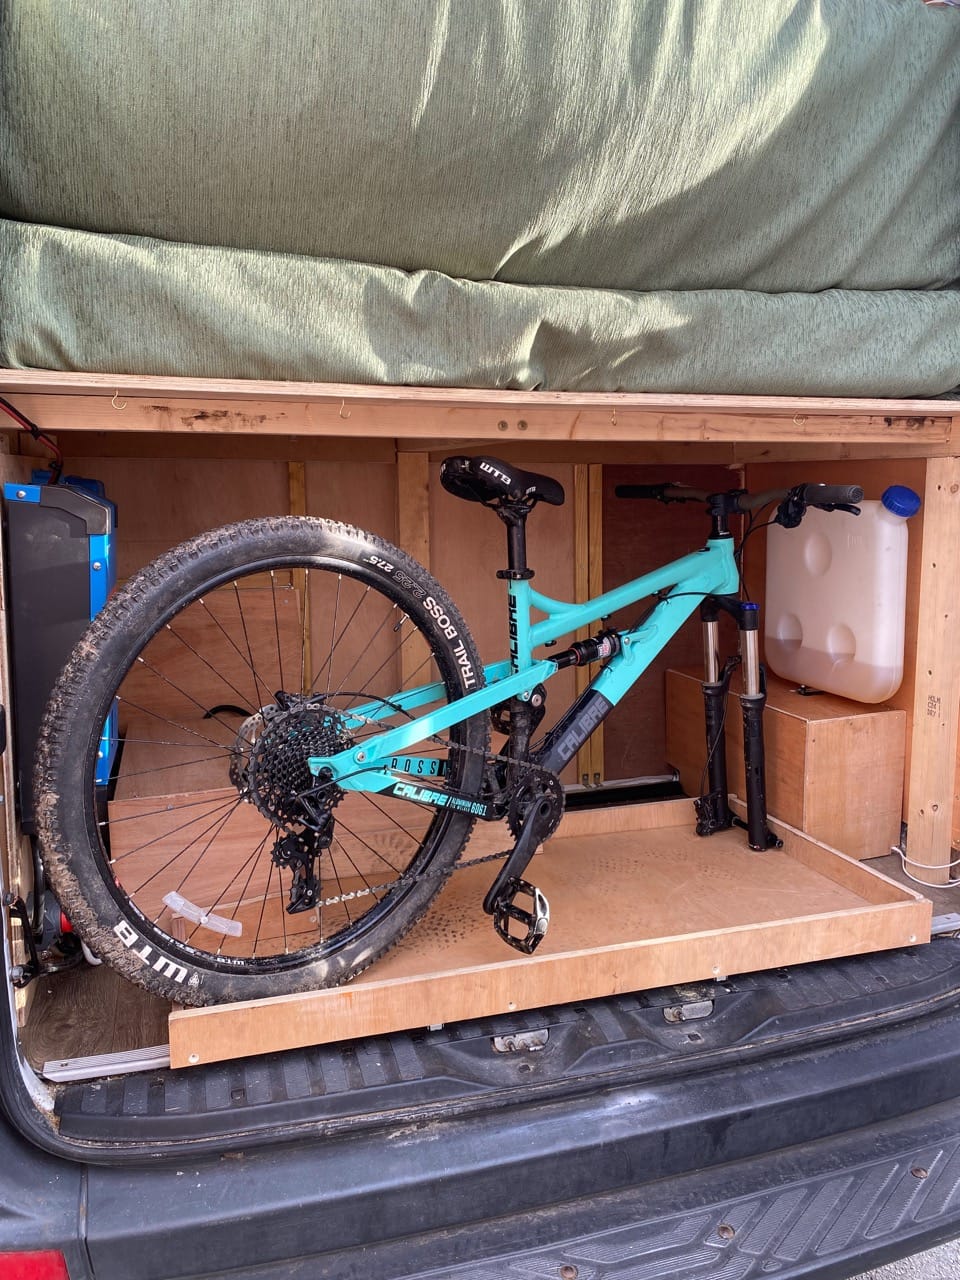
[0,396,64,482]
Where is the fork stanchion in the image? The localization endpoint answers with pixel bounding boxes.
[737,603,782,851]
[694,599,735,837]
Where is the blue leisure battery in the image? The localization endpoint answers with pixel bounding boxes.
[4,477,117,829]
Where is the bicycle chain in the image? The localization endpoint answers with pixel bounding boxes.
[311,845,512,910]
[300,710,557,911]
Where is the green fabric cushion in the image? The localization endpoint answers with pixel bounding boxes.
[1,0,958,392]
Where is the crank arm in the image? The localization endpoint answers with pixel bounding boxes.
[482,812,545,916]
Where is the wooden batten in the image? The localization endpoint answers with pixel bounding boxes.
[397,452,433,688]
[906,457,960,883]
[573,462,605,785]
[0,371,956,447]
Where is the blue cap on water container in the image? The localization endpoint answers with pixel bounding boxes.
[881,486,922,518]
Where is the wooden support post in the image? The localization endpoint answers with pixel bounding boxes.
[397,452,431,571]
[287,462,311,691]
[573,463,604,786]
[906,456,960,884]
[287,460,306,517]
[397,452,432,689]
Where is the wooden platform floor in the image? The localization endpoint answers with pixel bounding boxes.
[169,801,928,1068]
[21,800,932,1074]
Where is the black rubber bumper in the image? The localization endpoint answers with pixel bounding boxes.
[67,1000,960,1277]
[5,1097,960,1280]
[5,947,960,1277]
[388,1097,960,1280]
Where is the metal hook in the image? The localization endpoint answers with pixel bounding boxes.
[338,400,351,420]
[112,390,127,410]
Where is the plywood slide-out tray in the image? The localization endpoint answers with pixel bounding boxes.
[168,799,931,1069]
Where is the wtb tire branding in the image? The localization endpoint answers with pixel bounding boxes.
[423,595,458,639]
[113,919,195,985]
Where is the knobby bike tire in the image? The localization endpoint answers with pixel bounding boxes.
[34,518,488,1006]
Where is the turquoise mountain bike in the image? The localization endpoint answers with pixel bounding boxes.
[35,455,862,1005]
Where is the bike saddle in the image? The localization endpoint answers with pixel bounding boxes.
[440,456,565,508]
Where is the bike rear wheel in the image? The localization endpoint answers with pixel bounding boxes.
[35,517,488,1006]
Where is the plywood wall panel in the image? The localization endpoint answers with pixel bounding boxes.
[304,458,398,543]
[60,454,290,578]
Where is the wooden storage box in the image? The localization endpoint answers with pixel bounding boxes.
[4,373,959,1072]
[665,668,906,860]
[168,798,929,1069]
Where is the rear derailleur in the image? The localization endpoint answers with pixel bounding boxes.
[271,814,334,915]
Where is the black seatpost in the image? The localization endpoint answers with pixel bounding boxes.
[495,504,535,581]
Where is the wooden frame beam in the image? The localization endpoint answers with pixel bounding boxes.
[906,456,960,883]
[1,370,955,447]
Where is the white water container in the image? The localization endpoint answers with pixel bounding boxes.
[764,486,921,703]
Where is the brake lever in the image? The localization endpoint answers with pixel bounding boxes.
[773,490,806,529]
[812,502,861,517]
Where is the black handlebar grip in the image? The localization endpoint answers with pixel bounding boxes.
[803,483,864,506]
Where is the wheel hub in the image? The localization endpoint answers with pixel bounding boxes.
[231,694,352,831]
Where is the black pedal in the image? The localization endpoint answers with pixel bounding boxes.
[492,877,550,954]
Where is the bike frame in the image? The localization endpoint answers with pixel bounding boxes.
[308,536,740,798]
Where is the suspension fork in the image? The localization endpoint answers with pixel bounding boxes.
[696,597,781,851]
[694,594,736,836]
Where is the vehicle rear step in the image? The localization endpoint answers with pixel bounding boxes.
[52,939,960,1148]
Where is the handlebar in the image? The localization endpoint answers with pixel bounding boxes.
[614,481,863,515]
[749,483,863,511]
